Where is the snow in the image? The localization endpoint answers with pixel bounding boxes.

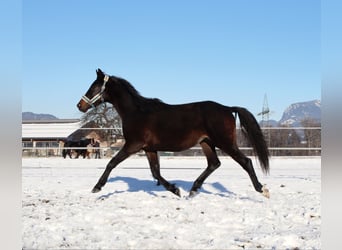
[22,156,321,249]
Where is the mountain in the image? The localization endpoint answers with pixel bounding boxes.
[278,100,321,127]
[23,100,321,126]
[259,119,278,127]
[22,112,58,120]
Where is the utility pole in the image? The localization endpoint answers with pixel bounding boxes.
[258,94,270,147]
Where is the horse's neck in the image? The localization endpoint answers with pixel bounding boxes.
[108,91,138,119]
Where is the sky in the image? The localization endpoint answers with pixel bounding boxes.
[22,0,320,121]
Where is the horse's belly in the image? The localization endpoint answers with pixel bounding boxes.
[143,129,207,152]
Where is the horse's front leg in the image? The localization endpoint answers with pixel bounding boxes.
[145,150,160,186]
[92,144,140,193]
[145,150,181,197]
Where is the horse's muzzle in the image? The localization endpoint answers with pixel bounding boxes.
[77,99,90,113]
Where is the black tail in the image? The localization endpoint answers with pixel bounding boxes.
[232,106,270,174]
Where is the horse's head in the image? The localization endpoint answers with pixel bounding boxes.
[77,69,111,112]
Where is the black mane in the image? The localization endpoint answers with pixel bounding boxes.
[114,76,167,112]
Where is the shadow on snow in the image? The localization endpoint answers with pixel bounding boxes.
[96,176,239,200]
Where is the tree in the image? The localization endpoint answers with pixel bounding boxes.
[301,118,321,156]
[80,103,122,143]
[268,126,302,156]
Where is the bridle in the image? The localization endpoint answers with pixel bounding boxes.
[81,75,110,108]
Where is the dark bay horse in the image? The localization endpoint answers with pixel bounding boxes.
[77,69,270,198]
[62,138,94,159]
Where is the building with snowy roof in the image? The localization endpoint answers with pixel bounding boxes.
[22,119,82,156]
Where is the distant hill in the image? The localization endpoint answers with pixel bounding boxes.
[259,120,278,127]
[278,100,321,126]
[22,112,58,120]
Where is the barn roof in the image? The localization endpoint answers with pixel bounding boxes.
[22,119,82,140]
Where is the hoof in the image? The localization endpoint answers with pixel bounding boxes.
[173,188,181,197]
[92,187,101,193]
[188,190,199,198]
[169,184,181,197]
[262,185,270,199]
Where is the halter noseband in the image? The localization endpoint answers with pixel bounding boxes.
[81,75,110,108]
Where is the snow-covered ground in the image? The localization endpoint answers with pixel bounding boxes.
[22,156,320,249]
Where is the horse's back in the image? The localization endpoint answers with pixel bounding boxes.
[127,100,236,152]
[133,100,236,134]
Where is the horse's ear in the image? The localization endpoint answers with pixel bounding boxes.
[96,68,104,78]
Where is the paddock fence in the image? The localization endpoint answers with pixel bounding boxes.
[22,127,321,158]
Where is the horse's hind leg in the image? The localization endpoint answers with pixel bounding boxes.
[62,149,67,158]
[145,150,181,197]
[223,145,269,198]
[189,138,221,197]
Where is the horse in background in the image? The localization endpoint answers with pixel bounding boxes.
[62,138,94,159]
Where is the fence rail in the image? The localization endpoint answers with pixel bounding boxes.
[22,146,321,158]
[22,127,321,157]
